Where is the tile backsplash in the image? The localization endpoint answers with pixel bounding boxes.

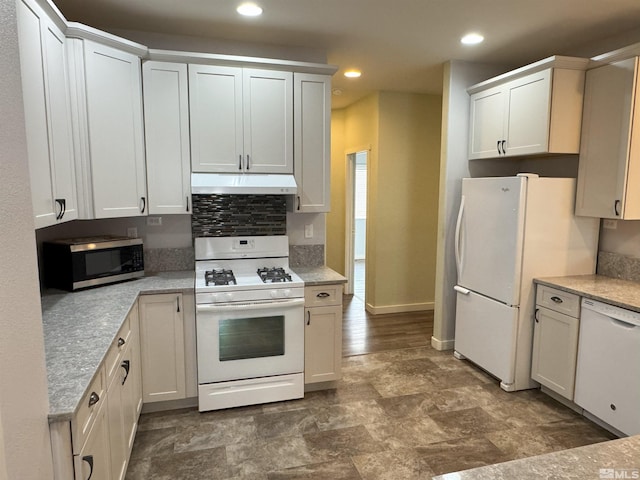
[191,194,287,237]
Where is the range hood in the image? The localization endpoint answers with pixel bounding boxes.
[191,173,297,195]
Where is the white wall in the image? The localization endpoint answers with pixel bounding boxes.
[0,1,54,477]
[432,61,507,350]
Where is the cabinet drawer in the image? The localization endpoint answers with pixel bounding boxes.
[536,285,580,317]
[305,284,343,307]
[72,366,106,453]
[105,312,131,387]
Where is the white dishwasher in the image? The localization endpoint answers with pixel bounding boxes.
[574,298,640,436]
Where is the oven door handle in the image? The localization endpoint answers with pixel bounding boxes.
[196,297,304,313]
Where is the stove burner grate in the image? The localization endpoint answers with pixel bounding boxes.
[257,267,292,283]
[205,269,237,286]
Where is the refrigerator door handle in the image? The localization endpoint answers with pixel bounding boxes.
[454,285,470,295]
[455,195,465,279]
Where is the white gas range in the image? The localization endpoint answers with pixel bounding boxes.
[194,235,305,411]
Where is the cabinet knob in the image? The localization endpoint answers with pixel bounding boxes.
[88,392,100,407]
[550,296,563,304]
[610,403,617,411]
[117,337,126,347]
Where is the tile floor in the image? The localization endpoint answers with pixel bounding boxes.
[126,342,615,479]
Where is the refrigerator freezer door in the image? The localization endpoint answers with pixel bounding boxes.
[456,176,526,306]
[454,288,519,386]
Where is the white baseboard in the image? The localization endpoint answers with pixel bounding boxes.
[365,301,434,315]
[431,336,454,351]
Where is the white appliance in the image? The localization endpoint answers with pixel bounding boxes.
[194,235,305,411]
[574,299,640,436]
[453,174,599,391]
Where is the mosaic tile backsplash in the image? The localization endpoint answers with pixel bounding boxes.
[191,194,287,237]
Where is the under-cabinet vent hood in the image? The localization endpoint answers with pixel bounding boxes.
[191,173,297,195]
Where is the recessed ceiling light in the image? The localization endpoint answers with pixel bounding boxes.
[461,33,484,45]
[237,3,263,16]
[332,88,343,96]
[344,70,361,78]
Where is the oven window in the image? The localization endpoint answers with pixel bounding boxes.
[219,315,285,361]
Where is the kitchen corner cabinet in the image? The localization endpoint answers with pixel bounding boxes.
[292,73,331,213]
[576,57,640,219]
[142,61,191,214]
[17,0,77,228]
[468,62,586,159]
[531,286,581,400]
[50,302,141,480]
[66,38,147,219]
[139,293,187,403]
[304,284,343,384]
[189,65,293,174]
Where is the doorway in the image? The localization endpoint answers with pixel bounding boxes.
[345,150,368,300]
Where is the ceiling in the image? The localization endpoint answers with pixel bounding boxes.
[52,0,640,109]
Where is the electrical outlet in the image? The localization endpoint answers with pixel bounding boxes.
[603,219,618,230]
[147,216,162,226]
[127,227,138,238]
[304,224,313,238]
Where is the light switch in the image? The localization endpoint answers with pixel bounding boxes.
[304,224,313,238]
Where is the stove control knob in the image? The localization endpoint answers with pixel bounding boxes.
[270,290,279,299]
[283,289,291,298]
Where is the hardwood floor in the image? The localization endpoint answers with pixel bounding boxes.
[342,294,433,357]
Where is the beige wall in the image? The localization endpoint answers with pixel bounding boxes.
[0,1,55,477]
[326,108,346,272]
[327,91,442,312]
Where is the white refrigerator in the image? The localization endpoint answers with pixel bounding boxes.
[453,174,599,392]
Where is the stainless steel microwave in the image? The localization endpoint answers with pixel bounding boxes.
[43,236,144,291]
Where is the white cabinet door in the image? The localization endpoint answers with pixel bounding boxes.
[139,294,186,403]
[17,0,77,228]
[243,69,293,173]
[304,305,342,384]
[74,402,111,480]
[83,40,147,218]
[293,73,331,212]
[531,306,579,400]
[189,64,243,173]
[468,86,505,159]
[143,61,191,214]
[575,57,640,219]
[189,65,293,173]
[504,69,552,156]
[106,368,126,480]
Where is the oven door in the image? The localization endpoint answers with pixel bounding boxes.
[196,297,304,383]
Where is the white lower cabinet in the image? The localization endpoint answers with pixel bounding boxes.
[139,293,187,403]
[74,402,111,480]
[304,284,343,384]
[531,286,580,400]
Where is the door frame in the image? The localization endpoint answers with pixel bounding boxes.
[344,146,370,296]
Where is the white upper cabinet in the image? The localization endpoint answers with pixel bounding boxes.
[142,61,191,215]
[189,65,293,174]
[17,0,77,228]
[576,57,640,219]
[468,57,588,160]
[67,38,147,219]
[292,73,331,213]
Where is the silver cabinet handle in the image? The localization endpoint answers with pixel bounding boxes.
[88,392,100,407]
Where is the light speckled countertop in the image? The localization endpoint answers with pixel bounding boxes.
[292,266,347,286]
[534,274,640,313]
[433,435,640,480]
[41,271,194,422]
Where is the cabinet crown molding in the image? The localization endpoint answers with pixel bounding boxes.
[467,55,589,94]
[147,49,338,75]
[589,42,640,68]
[65,22,149,57]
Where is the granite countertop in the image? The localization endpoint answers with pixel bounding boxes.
[293,266,347,286]
[534,274,640,313]
[433,435,640,480]
[41,271,194,422]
